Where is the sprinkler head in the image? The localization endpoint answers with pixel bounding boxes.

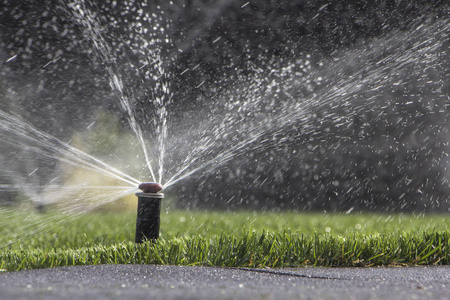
[135,183,164,243]
[138,182,163,193]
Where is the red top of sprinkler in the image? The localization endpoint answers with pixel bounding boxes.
[138,182,163,193]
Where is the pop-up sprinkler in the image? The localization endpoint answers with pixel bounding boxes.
[135,182,164,243]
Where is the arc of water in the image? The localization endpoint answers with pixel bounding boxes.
[62,0,158,182]
[0,110,140,187]
[164,19,446,188]
[110,74,157,182]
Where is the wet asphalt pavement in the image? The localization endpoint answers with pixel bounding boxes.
[0,264,449,299]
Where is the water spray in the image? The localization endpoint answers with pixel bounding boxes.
[135,182,164,243]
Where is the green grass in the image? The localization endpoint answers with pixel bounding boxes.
[1,208,449,271]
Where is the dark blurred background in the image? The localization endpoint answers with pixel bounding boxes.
[1,0,449,212]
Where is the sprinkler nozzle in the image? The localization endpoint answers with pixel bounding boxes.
[138,182,163,193]
[135,182,164,243]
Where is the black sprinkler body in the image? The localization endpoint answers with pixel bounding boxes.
[135,182,164,243]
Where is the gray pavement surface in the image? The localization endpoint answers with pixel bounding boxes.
[0,264,449,300]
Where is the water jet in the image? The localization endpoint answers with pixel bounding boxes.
[0,1,449,252]
[135,182,164,243]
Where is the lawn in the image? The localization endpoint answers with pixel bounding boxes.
[1,207,449,271]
